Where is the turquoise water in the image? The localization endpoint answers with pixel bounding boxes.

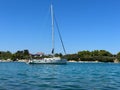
[0,62,120,90]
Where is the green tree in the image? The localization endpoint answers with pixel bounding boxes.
[91,50,100,56]
[23,49,30,59]
[78,50,91,58]
[98,50,112,56]
[0,51,12,60]
[91,50,112,56]
[55,53,63,57]
[15,50,24,60]
[63,54,79,61]
[116,52,120,61]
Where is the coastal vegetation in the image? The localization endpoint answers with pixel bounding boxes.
[0,50,30,61]
[63,50,120,63]
[0,49,120,63]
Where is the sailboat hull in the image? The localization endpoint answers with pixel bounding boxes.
[28,58,67,64]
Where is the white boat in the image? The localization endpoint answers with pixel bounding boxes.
[28,57,67,64]
[28,4,67,64]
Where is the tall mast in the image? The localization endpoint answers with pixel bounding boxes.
[51,4,54,56]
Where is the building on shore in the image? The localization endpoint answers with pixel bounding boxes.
[30,52,44,58]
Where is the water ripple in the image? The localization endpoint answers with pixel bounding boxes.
[0,62,120,90]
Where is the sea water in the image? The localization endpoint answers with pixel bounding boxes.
[0,62,120,90]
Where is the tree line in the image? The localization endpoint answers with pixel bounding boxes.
[0,49,120,62]
[0,50,30,61]
[63,50,120,62]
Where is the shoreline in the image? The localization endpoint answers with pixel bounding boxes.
[68,60,101,63]
[68,60,120,63]
[0,60,120,64]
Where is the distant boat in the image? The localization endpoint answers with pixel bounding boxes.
[28,4,67,64]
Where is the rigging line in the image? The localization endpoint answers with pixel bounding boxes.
[54,15,67,55]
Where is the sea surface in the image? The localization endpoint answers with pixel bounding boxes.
[0,62,120,90]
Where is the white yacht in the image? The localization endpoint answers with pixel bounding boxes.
[28,4,67,64]
[28,57,67,64]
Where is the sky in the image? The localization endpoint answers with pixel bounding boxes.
[0,0,120,54]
